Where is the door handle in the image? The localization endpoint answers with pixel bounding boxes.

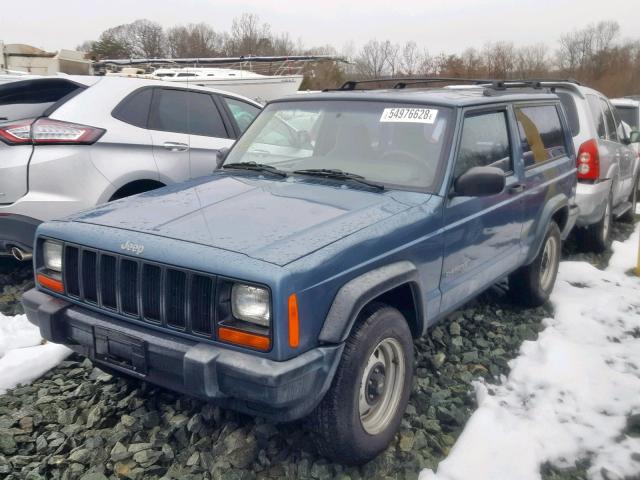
[163,142,189,152]
[509,183,526,194]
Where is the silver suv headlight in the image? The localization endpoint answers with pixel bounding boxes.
[43,240,63,272]
[231,284,271,327]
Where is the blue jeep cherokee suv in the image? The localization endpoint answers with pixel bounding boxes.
[23,80,578,464]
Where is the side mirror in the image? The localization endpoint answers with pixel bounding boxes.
[630,130,640,144]
[215,147,230,169]
[453,166,506,197]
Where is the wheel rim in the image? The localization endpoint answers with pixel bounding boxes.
[359,337,405,435]
[539,234,558,292]
[602,200,611,242]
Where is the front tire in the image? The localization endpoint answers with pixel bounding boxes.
[509,222,561,307]
[308,303,414,465]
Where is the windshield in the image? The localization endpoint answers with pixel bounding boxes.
[224,100,453,191]
[614,105,638,130]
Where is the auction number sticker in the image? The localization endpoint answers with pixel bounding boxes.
[380,107,438,124]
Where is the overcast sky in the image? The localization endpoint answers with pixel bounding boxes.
[1,0,637,54]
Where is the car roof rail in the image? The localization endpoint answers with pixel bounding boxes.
[326,77,583,93]
[329,77,492,92]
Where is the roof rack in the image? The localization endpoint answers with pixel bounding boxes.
[333,77,491,91]
[330,77,583,93]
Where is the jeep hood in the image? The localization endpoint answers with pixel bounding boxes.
[68,173,425,266]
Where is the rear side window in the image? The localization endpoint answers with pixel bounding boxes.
[454,111,512,178]
[557,92,580,137]
[112,88,153,128]
[600,98,618,142]
[223,97,260,133]
[0,79,83,122]
[587,95,607,140]
[149,89,228,138]
[515,105,567,168]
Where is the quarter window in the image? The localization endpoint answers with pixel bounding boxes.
[149,89,228,138]
[112,88,152,128]
[454,111,512,179]
[515,105,567,167]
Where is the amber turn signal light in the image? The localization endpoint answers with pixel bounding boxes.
[218,326,271,351]
[37,273,64,293]
[288,293,299,348]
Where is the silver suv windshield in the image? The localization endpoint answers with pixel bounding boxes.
[224,100,452,192]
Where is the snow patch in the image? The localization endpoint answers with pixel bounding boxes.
[421,224,640,480]
[0,313,71,394]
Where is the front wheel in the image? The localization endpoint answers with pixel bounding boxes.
[509,222,561,307]
[308,303,414,465]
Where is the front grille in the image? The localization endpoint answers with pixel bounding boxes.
[62,244,216,338]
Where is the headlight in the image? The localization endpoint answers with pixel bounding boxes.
[231,284,271,327]
[43,240,63,272]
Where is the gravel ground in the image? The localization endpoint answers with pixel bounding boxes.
[0,219,636,480]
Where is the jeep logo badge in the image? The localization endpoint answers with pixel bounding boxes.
[121,241,144,255]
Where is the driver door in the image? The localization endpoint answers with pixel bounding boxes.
[440,108,524,312]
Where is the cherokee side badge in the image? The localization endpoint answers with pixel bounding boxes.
[120,240,145,255]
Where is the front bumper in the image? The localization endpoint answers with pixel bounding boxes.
[575,180,611,227]
[0,214,41,253]
[22,288,343,422]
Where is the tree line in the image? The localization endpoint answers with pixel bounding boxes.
[79,15,640,97]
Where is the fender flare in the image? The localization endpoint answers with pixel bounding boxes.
[524,193,569,264]
[318,261,421,344]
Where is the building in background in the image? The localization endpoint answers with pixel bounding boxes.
[0,41,91,75]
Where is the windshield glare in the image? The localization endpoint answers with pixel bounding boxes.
[225,100,452,191]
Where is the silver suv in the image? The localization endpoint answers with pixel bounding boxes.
[544,81,639,251]
[0,76,262,257]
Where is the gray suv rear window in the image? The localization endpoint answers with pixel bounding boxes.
[515,105,567,168]
[0,79,84,122]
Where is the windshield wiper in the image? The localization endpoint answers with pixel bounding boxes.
[222,162,288,178]
[292,168,385,190]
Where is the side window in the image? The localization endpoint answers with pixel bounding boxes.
[223,97,261,133]
[149,89,189,134]
[587,95,606,140]
[454,111,512,179]
[186,92,228,138]
[112,88,153,128]
[149,89,228,138]
[515,105,567,168]
[601,98,618,142]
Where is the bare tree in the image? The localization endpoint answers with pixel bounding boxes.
[130,19,167,58]
[354,39,398,78]
[167,23,223,58]
[515,44,547,78]
[227,13,273,56]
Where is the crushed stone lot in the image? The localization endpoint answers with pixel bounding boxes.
[0,220,637,480]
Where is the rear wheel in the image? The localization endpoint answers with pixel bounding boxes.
[509,222,561,307]
[620,175,638,223]
[579,192,612,253]
[308,303,413,465]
